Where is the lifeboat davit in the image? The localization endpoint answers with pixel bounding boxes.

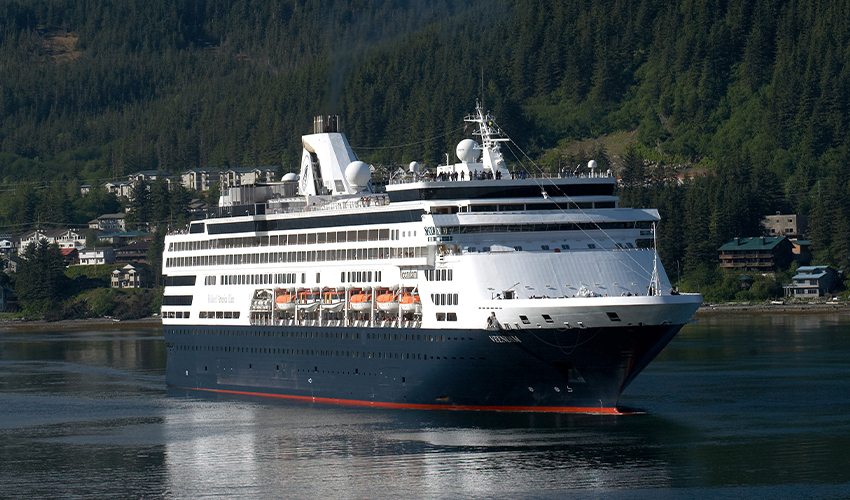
[349,291,372,312]
[399,292,421,313]
[297,289,320,312]
[322,289,345,312]
[276,290,295,311]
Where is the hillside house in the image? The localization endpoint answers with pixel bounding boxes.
[718,236,793,272]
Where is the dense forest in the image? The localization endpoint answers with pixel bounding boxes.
[2,0,850,293]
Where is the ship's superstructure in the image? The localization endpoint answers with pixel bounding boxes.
[161,104,702,413]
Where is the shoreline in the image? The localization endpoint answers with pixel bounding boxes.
[0,316,162,331]
[696,302,850,316]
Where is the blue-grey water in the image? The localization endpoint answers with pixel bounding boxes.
[1,314,849,499]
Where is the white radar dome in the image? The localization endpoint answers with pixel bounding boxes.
[281,172,298,182]
[588,159,597,170]
[345,161,371,190]
[409,161,420,173]
[456,139,481,163]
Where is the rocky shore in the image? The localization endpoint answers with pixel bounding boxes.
[697,302,850,316]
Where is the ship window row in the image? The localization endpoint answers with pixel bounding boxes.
[170,327,474,343]
[198,311,242,319]
[177,343,432,360]
[163,311,191,318]
[425,269,453,281]
[220,273,300,286]
[169,228,419,252]
[165,246,426,268]
[429,221,652,236]
[435,312,458,321]
[464,201,616,212]
[431,293,458,306]
[341,271,382,283]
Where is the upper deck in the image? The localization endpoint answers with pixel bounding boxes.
[384,174,616,202]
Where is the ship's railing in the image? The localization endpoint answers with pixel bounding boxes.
[388,170,613,185]
[264,195,391,216]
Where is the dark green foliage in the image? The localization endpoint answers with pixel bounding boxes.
[2,0,850,291]
[14,240,71,313]
[147,225,166,287]
[52,287,159,321]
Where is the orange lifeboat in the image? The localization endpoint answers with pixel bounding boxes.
[275,290,295,311]
[399,292,422,313]
[376,289,399,312]
[349,289,372,312]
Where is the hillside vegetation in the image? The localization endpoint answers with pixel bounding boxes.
[2,0,850,284]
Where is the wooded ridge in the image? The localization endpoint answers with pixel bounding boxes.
[2,0,850,285]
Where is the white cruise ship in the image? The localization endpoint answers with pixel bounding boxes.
[161,104,702,413]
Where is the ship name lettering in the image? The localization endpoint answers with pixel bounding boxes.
[489,335,521,343]
[401,270,418,279]
[208,294,234,304]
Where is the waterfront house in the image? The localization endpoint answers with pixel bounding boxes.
[783,266,840,298]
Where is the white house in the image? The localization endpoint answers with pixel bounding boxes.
[78,247,116,266]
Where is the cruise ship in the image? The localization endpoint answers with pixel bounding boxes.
[161,104,702,413]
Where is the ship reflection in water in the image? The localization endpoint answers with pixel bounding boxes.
[2,315,850,499]
[161,394,676,498]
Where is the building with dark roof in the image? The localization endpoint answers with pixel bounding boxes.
[718,236,793,272]
[783,265,840,298]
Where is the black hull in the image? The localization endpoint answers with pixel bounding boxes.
[164,323,682,413]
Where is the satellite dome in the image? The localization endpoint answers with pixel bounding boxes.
[345,161,371,190]
[281,172,298,182]
[409,161,420,173]
[456,139,481,163]
[588,159,597,170]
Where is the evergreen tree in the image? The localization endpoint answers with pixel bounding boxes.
[14,240,71,313]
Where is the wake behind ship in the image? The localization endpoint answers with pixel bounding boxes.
[161,105,702,413]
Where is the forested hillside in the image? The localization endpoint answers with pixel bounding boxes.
[2,0,850,282]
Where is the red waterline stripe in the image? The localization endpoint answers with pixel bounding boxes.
[169,385,623,415]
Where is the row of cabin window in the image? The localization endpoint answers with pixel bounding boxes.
[425,269,453,281]
[164,311,191,318]
[431,293,459,306]
[171,327,469,343]
[430,221,651,235]
[211,269,385,287]
[165,246,426,268]
[178,344,431,360]
[170,228,418,252]
[198,311,242,319]
[219,273,298,286]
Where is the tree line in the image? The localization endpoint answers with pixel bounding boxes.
[2,0,850,284]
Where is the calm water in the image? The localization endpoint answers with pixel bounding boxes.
[1,314,849,499]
